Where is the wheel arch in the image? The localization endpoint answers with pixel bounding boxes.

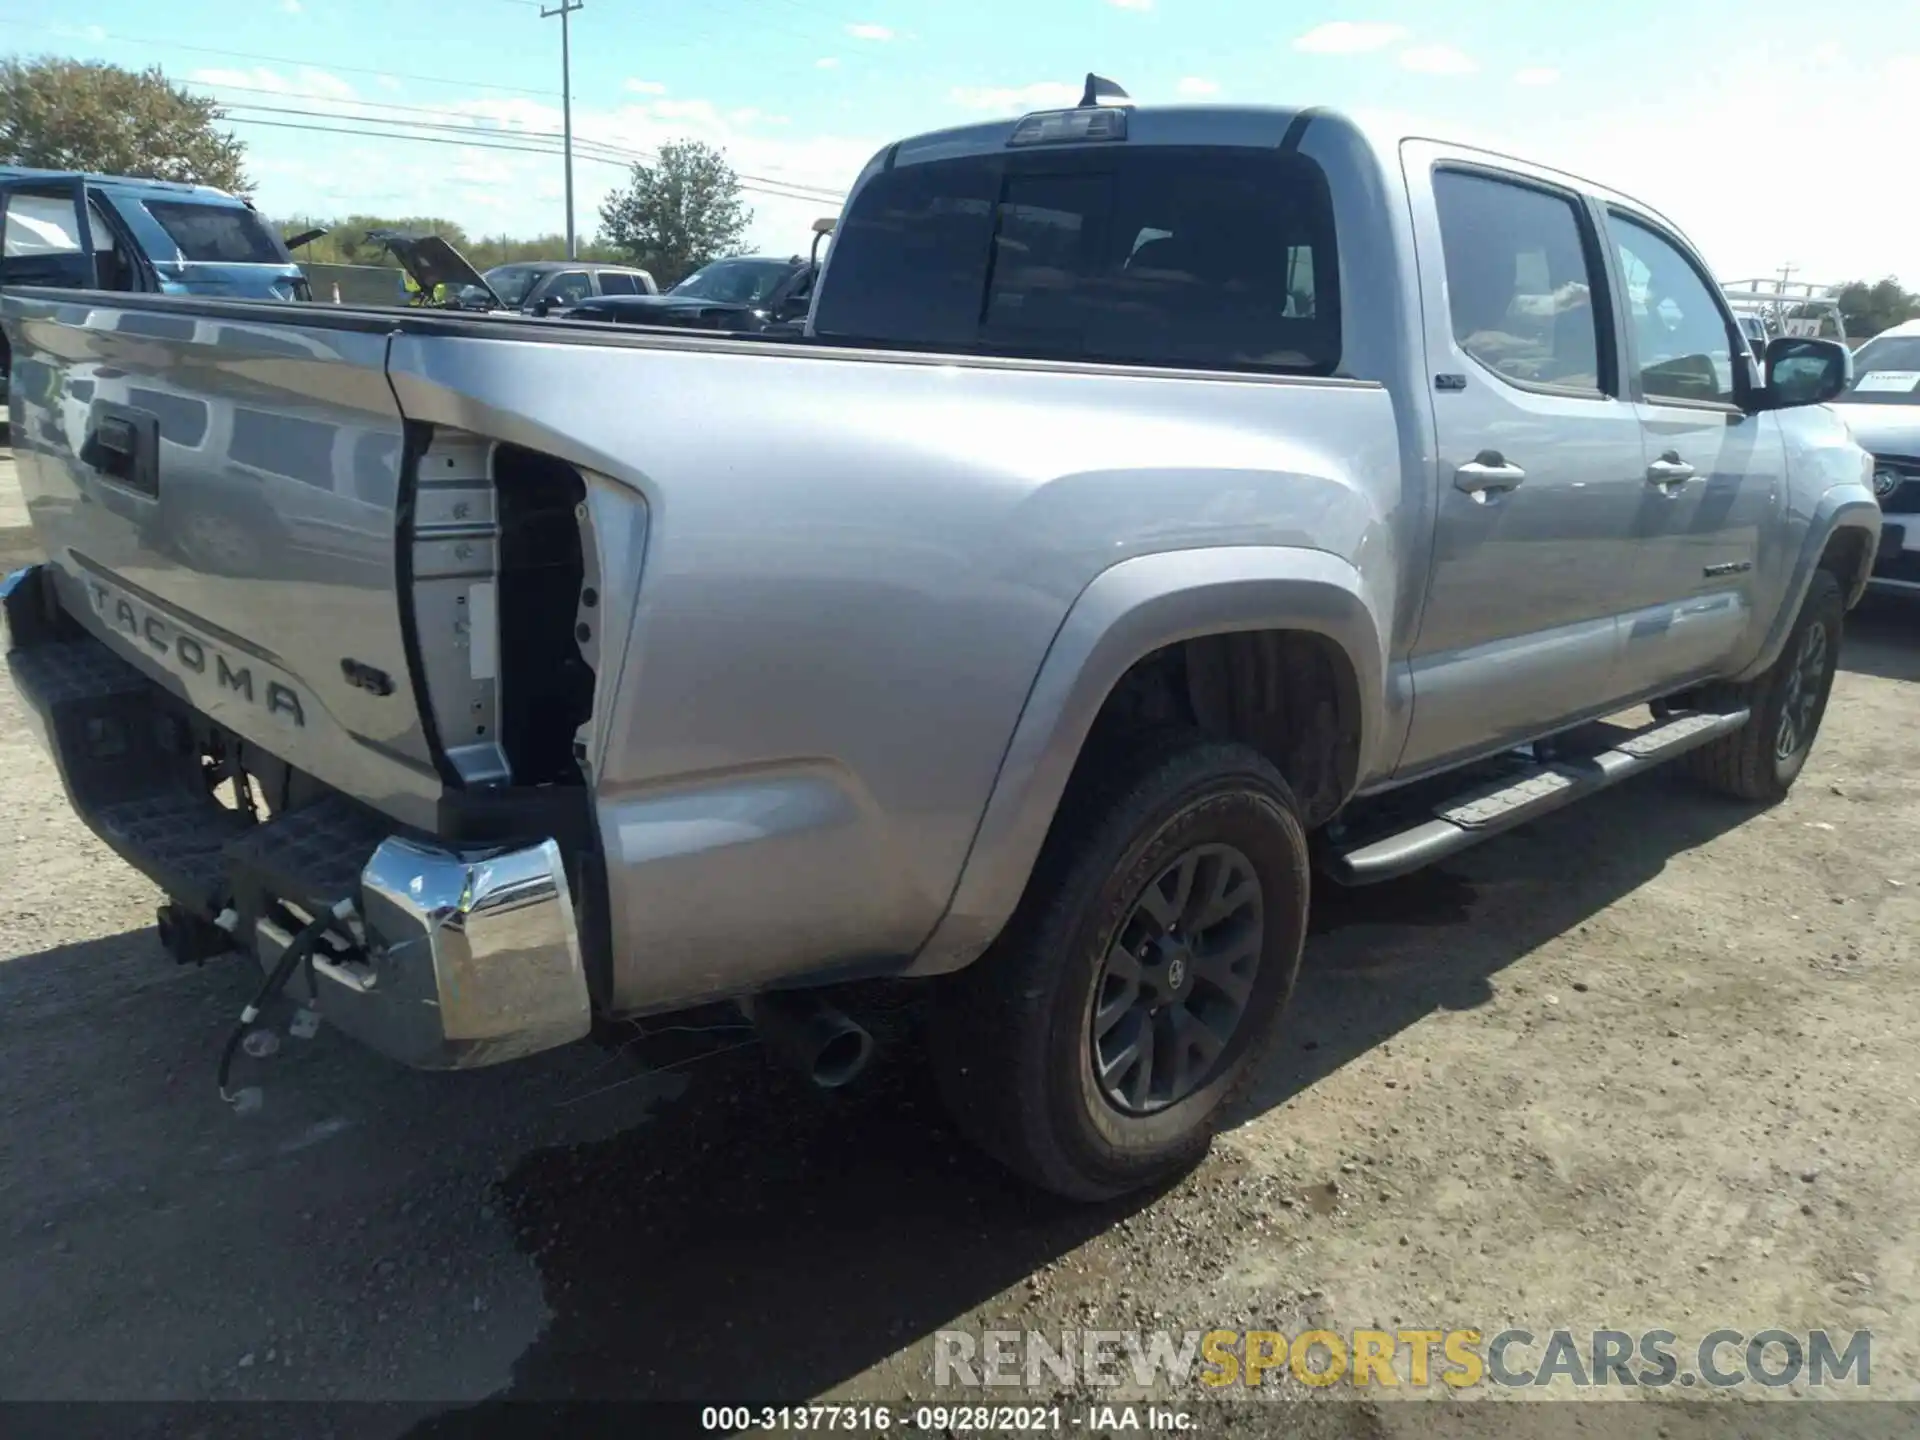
[1732,487,1881,684]
[910,545,1387,976]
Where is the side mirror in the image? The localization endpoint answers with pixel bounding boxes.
[529,298,551,317]
[1761,336,1852,409]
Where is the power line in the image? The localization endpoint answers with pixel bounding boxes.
[187,82,845,190]
[193,92,850,201]
[217,115,847,203]
[188,81,550,121]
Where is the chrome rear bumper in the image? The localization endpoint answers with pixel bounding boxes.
[260,836,590,1070]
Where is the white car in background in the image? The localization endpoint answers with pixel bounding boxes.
[1832,318,1920,597]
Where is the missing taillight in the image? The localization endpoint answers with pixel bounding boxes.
[495,443,595,786]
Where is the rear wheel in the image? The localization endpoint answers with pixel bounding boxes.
[929,733,1310,1201]
[1683,568,1844,802]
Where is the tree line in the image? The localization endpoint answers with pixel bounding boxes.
[279,218,631,273]
[2,56,754,286]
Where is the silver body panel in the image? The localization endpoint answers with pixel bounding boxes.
[2,106,1881,1030]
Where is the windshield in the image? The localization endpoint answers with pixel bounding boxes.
[482,265,542,307]
[670,258,793,304]
[1839,336,1920,406]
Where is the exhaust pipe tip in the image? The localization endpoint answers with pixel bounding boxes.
[742,990,875,1090]
[808,1023,874,1090]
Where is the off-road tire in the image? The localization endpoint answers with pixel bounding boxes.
[1682,568,1844,803]
[929,731,1311,1201]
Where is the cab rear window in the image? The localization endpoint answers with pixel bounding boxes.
[142,200,287,264]
[813,146,1340,375]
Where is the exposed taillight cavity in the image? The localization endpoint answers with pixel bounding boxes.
[494,443,595,787]
[403,430,595,790]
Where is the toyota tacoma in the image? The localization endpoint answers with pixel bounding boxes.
[1,82,1881,1199]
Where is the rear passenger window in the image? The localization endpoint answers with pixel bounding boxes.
[815,147,1340,374]
[598,271,638,295]
[1432,170,1604,393]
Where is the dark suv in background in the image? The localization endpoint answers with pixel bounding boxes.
[550,254,816,332]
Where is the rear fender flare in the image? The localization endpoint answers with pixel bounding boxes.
[909,545,1385,975]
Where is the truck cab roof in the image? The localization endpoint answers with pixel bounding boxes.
[859,99,1694,254]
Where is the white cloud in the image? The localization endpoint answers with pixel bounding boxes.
[846,23,893,41]
[1513,66,1561,87]
[191,65,359,102]
[1292,21,1408,55]
[449,156,514,187]
[1364,41,1920,286]
[1811,41,1843,64]
[84,23,107,41]
[281,0,302,13]
[624,78,668,95]
[949,81,1083,112]
[645,97,728,127]
[377,74,402,92]
[1398,45,1478,76]
[815,57,841,69]
[1106,0,1153,9]
[238,84,868,247]
[1175,77,1221,97]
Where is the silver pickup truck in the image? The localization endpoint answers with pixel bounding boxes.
[1,92,1883,1200]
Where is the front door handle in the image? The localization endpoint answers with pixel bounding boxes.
[1454,450,1527,497]
[1646,451,1697,487]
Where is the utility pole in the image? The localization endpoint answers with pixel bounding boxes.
[541,0,584,258]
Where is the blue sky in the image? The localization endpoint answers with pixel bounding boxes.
[10,0,1919,283]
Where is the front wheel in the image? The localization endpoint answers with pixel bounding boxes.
[1683,567,1844,803]
[929,734,1310,1201]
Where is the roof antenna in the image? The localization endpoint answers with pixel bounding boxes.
[1079,73,1131,108]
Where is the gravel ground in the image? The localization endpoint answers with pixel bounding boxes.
[1,489,1916,1437]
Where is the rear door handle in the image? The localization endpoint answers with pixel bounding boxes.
[1454,450,1526,497]
[1646,452,1697,487]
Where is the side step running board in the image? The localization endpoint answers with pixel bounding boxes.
[1325,708,1750,886]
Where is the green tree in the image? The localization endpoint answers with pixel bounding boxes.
[597,139,752,286]
[464,232,627,269]
[0,56,248,191]
[277,218,628,273]
[1833,277,1920,342]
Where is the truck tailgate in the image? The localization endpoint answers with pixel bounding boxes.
[4,293,445,824]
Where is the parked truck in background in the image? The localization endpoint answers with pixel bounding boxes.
[1,86,1881,1200]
